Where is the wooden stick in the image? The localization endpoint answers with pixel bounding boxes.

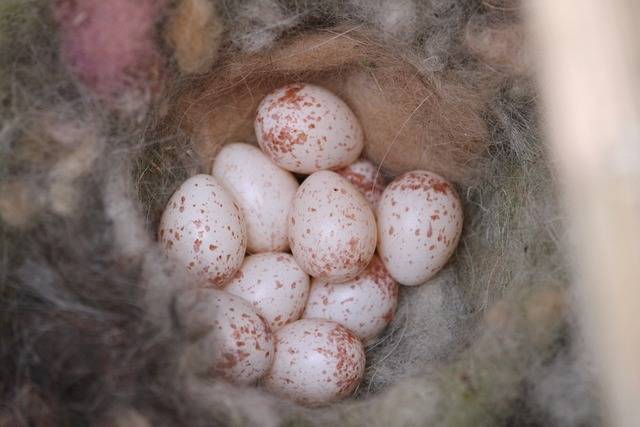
[527,2,640,426]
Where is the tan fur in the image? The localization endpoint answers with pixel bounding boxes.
[165,0,224,75]
[465,4,531,77]
[173,27,489,184]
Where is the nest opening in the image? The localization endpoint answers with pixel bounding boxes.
[130,24,564,411]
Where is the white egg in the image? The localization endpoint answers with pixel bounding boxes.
[158,174,247,287]
[377,170,463,286]
[264,318,365,405]
[302,255,398,343]
[212,143,299,253]
[176,288,274,384]
[254,83,363,174]
[288,171,377,283]
[224,252,310,331]
[336,158,386,209]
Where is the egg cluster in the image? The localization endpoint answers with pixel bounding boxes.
[158,83,463,406]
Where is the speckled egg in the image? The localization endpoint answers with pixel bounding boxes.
[212,143,299,253]
[377,170,463,286]
[288,171,377,283]
[158,174,247,287]
[302,256,398,343]
[264,318,365,405]
[176,288,274,384]
[336,158,386,209]
[224,252,310,331]
[254,83,364,174]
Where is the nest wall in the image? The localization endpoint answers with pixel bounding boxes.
[0,1,601,426]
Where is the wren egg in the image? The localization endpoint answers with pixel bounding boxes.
[303,255,398,343]
[264,318,365,405]
[224,252,310,331]
[254,83,364,174]
[212,143,299,253]
[288,171,377,283]
[336,158,386,209]
[158,174,247,287]
[377,170,463,286]
[175,288,274,384]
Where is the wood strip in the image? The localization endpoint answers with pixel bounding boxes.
[527,2,640,426]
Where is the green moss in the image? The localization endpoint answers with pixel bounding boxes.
[132,129,197,231]
[0,0,38,61]
[435,285,566,427]
[359,58,377,69]
[0,0,58,121]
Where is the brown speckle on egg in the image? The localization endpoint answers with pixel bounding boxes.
[176,289,273,384]
[288,171,377,283]
[157,174,247,287]
[224,253,310,332]
[303,256,398,343]
[255,84,364,174]
[264,319,365,405]
[336,158,386,209]
[377,170,463,286]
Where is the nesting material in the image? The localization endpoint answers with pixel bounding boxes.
[165,0,224,75]
[174,27,489,185]
[0,0,599,426]
[464,2,531,77]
